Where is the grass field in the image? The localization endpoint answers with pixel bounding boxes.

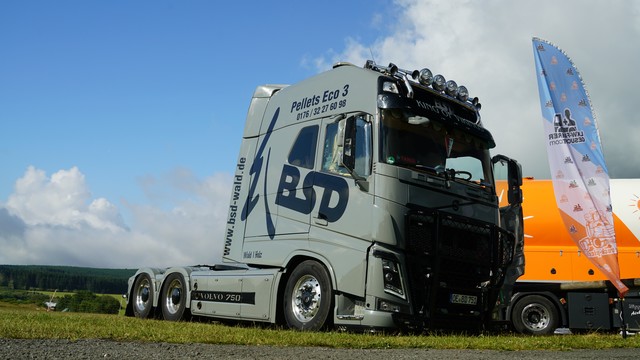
[1,303,639,350]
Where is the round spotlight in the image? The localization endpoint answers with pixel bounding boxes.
[457,86,469,102]
[418,68,433,86]
[445,80,458,97]
[388,63,398,75]
[432,74,446,92]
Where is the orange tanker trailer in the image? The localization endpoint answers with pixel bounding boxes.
[500,178,640,334]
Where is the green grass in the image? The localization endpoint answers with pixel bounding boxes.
[1,304,639,350]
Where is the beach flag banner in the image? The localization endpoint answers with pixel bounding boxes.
[532,37,628,296]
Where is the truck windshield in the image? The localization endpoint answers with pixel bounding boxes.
[379,108,493,187]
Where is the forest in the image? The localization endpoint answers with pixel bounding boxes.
[0,265,136,294]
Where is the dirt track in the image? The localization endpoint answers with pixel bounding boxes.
[1,338,639,359]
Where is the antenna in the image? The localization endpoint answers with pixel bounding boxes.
[369,47,376,63]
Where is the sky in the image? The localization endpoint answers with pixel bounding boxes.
[1,0,639,268]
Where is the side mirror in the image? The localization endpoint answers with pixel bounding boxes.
[338,114,370,192]
[492,155,523,205]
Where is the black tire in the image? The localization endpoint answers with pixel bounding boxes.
[132,273,154,319]
[160,273,190,321]
[511,295,559,335]
[283,260,333,331]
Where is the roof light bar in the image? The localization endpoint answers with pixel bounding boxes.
[364,60,478,108]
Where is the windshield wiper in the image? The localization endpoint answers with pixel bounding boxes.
[446,168,473,181]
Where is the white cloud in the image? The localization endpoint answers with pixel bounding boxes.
[0,166,231,268]
[125,169,232,266]
[5,166,128,234]
[317,0,640,179]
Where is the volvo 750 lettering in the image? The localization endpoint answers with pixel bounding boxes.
[126,61,524,331]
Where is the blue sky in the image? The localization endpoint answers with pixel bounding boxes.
[0,0,388,206]
[1,0,638,267]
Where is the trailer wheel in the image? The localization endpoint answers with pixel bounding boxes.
[160,273,189,321]
[132,273,154,319]
[512,295,558,335]
[284,260,333,331]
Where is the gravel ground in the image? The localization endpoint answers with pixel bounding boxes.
[1,339,639,360]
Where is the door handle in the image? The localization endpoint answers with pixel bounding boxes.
[313,213,328,226]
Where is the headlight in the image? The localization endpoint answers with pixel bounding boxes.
[432,74,446,92]
[445,80,458,97]
[382,259,405,299]
[418,68,433,86]
[457,85,469,102]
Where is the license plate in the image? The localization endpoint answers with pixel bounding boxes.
[450,293,477,305]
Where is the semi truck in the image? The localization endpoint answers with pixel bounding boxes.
[125,60,525,332]
[501,178,640,335]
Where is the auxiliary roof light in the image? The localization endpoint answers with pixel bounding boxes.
[388,63,398,75]
[418,68,433,86]
[472,96,481,110]
[383,81,400,94]
[444,80,458,97]
[432,74,446,92]
[457,86,469,102]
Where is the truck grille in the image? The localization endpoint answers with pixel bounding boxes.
[403,208,513,329]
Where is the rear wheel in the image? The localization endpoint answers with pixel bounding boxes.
[132,273,154,319]
[160,273,189,321]
[512,295,558,335]
[284,260,333,331]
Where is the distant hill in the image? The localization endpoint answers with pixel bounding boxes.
[0,265,137,294]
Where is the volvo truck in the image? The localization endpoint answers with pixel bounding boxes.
[501,178,640,335]
[125,61,524,331]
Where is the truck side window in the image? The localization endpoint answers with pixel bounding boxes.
[322,116,371,177]
[288,125,318,169]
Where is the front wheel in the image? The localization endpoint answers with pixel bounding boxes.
[160,273,190,321]
[511,295,559,335]
[283,260,333,331]
[132,273,154,319]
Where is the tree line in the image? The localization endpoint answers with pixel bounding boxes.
[0,265,136,294]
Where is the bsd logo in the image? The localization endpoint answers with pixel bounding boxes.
[276,164,349,222]
[241,107,349,240]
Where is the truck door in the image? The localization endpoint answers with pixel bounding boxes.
[308,113,374,296]
[274,124,319,235]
